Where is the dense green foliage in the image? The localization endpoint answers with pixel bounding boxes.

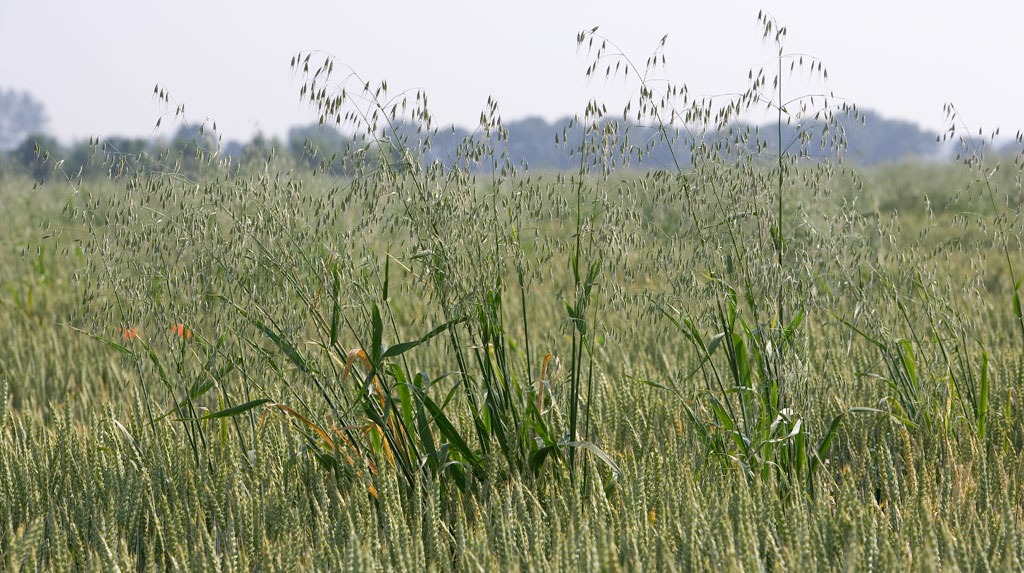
[3,18,1024,571]
[3,143,1023,570]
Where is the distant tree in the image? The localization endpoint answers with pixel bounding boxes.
[505,116,576,171]
[164,122,219,177]
[221,140,245,159]
[238,131,289,171]
[63,140,98,179]
[0,88,49,151]
[288,123,354,174]
[11,134,61,181]
[837,109,937,164]
[171,123,217,157]
[242,131,272,161]
[95,136,152,178]
[53,136,155,180]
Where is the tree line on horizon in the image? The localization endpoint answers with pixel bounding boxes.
[0,96,1014,184]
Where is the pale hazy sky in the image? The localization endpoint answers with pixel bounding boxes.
[1,1,1021,144]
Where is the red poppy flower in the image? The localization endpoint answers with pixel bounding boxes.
[171,323,192,339]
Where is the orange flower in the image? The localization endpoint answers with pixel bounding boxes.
[119,326,140,341]
[171,323,192,339]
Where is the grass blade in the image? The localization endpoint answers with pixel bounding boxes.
[179,398,273,421]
